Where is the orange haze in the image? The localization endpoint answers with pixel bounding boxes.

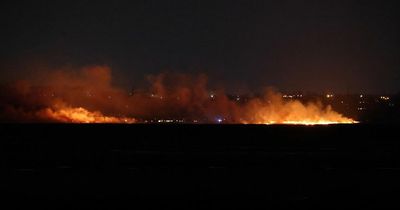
[0,65,356,124]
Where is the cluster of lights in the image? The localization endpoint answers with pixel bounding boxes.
[216,117,225,123]
[282,94,303,99]
[326,94,334,98]
[380,96,390,100]
[144,119,185,123]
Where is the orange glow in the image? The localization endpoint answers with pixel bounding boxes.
[261,119,356,125]
[243,95,357,125]
[256,111,357,125]
[39,104,135,123]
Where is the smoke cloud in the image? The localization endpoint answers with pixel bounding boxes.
[0,65,355,124]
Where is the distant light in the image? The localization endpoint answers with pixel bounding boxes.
[282,94,294,98]
[326,94,334,98]
[360,94,363,98]
[216,118,223,123]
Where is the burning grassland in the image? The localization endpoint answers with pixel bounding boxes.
[0,65,356,124]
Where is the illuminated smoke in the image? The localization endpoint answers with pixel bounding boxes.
[0,65,356,124]
[37,102,136,123]
[242,91,355,125]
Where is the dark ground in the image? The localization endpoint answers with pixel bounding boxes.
[1,124,400,209]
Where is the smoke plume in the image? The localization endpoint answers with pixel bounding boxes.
[0,65,355,124]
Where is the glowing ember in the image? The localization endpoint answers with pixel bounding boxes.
[39,104,136,123]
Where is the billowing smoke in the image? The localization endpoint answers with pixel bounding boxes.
[0,65,355,124]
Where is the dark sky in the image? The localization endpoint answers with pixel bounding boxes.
[1,0,399,93]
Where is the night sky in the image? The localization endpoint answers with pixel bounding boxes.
[1,0,399,94]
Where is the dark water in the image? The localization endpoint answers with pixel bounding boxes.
[1,124,400,209]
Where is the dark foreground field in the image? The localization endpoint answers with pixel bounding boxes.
[1,124,400,209]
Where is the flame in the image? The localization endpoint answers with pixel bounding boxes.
[37,99,357,125]
[39,103,135,123]
[261,119,356,125]
[244,94,357,125]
